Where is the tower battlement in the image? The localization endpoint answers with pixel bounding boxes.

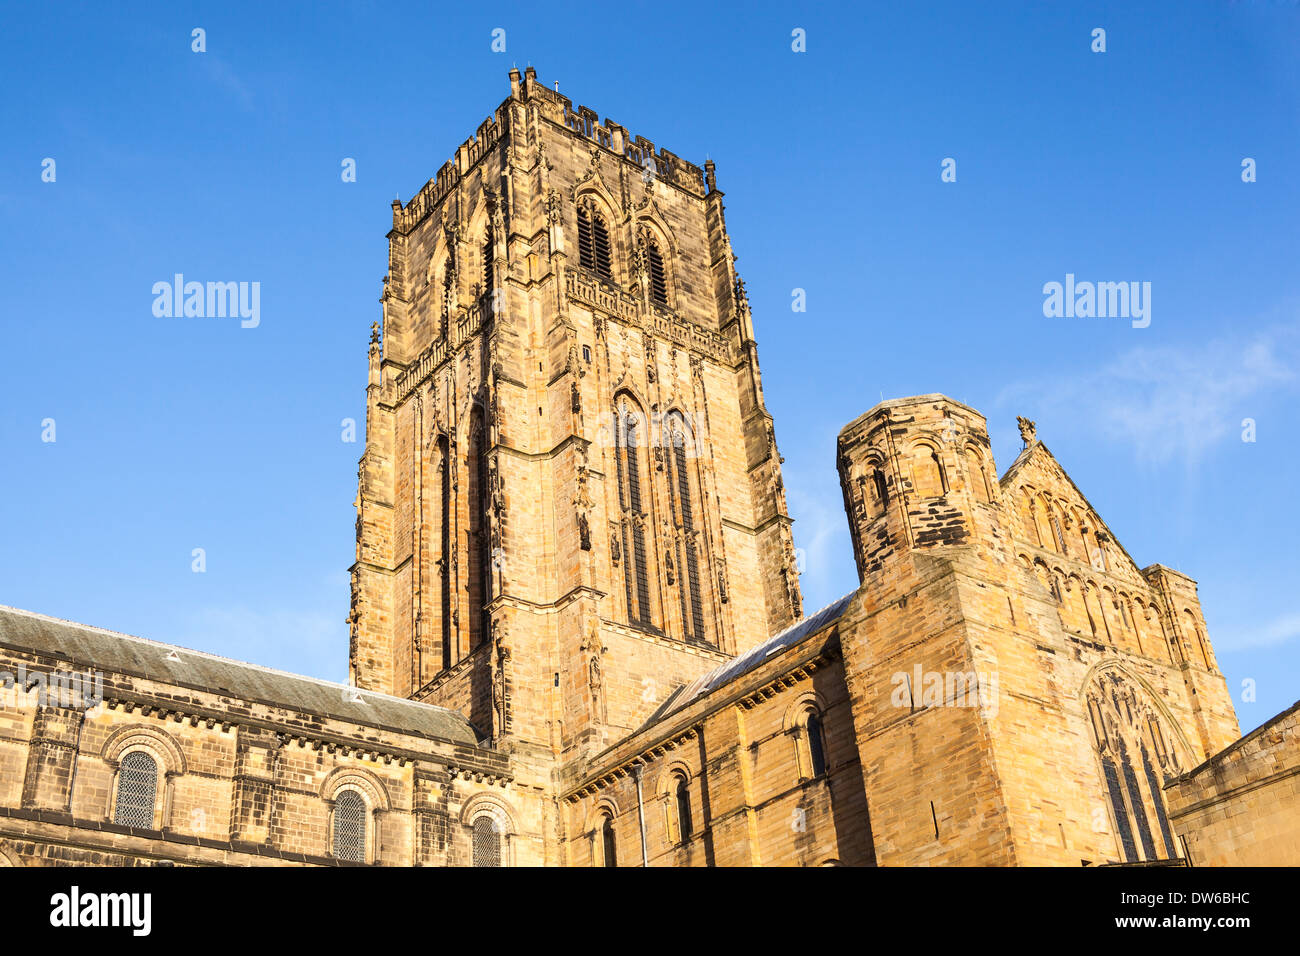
[392,69,708,238]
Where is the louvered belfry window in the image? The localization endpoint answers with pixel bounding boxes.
[578,205,613,280]
[482,229,495,299]
[114,751,157,829]
[333,790,367,863]
[647,239,668,305]
[472,815,502,867]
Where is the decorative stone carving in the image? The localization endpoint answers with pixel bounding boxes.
[733,273,749,316]
[1017,416,1037,445]
[490,620,511,737]
[581,625,606,724]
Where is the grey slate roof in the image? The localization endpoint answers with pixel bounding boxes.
[0,605,479,746]
[658,591,855,720]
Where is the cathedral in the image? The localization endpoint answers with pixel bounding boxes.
[0,69,1294,867]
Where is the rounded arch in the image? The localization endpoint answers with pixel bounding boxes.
[854,450,891,517]
[655,760,696,846]
[907,438,947,498]
[102,725,186,776]
[654,759,694,796]
[459,791,517,831]
[783,692,830,781]
[322,768,390,865]
[962,441,994,503]
[461,792,517,867]
[586,795,621,829]
[585,796,622,868]
[782,689,829,732]
[102,726,183,832]
[320,766,392,812]
[0,842,21,867]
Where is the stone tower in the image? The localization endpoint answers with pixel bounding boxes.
[348,68,802,769]
[834,395,1239,865]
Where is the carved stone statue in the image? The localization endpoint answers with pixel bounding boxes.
[1017,416,1037,445]
[581,626,605,724]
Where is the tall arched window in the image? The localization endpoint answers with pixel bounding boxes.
[598,814,617,868]
[674,775,693,842]
[472,815,502,867]
[871,467,889,513]
[1087,673,1183,863]
[114,751,158,829]
[1184,610,1212,669]
[438,435,452,671]
[965,446,992,502]
[1050,508,1069,555]
[1022,492,1042,547]
[806,713,828,778]
[577,204,613,280]
[664,413,705,643]
[1033,495,1054,551]
[912,446,946,498]
[615,399,654,628]
[646,238,669,306]
[467,411,492,649]
[332,790,367,863]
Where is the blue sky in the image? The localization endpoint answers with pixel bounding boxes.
[1,2,1296,734]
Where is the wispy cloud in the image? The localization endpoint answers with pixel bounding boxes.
[1216,612,1300,653]
[999,319,1300,465]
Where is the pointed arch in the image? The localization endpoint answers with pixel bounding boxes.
[910,440,946,498]
[576,192,618,282]
[1033,494,1055,552]
[1183,609,1213,669]
[1081,663,1190,862]
[614,392,656,628]
[467,405,492,651]
[662,408,709,644]
[634,215,677,309]
[435,432,453,671]
[633,201,680,256]
[1020,490,1042,546]
[964,442,993,503]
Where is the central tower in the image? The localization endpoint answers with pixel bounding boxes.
[349,69,801,768]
